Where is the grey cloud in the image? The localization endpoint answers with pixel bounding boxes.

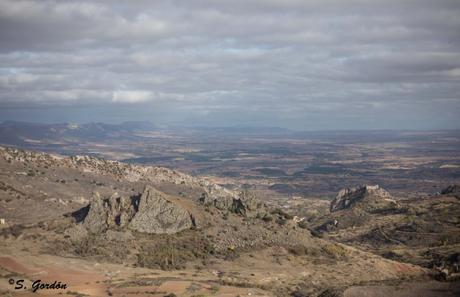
[0,0,459,129]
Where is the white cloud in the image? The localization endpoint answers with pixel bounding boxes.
[112,90,154,103]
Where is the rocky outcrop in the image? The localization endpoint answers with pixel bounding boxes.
[129,186,194,234]
[81,192,138,233]
[330,185,392,212]
[72,186,195,234]
[440,185,460,198]
[199,188,260,216]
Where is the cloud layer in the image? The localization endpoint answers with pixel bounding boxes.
[0,0,459,129]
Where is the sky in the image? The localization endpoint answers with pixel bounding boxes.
[0,0,459,130]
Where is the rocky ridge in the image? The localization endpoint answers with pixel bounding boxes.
[0,145,256,214]
[2,146,457,296]
[330,184,395,212]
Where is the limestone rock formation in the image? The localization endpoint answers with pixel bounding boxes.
[199,188,260,216]
[73,186,194,234]
[330,185,392,212]
[82,192,138,233]
[129,186,194,234]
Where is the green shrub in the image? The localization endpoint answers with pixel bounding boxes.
[270,208,293,219]
[322,244,347,259]
[262,214,273,222]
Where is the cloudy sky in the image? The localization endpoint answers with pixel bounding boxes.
[0,0,459,130]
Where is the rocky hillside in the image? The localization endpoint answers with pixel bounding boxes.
[0,145,259,224]
[306,184,460,280]
[0,145,236,194]
[309,184,404,235]
[1,146,458,296]
[0,145,313,255]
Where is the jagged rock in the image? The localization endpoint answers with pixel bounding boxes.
[441,185,460,198]
[129,186,195,234]
[74,186,194,234]
[199,189,259,215]
[82,192,138,233]
[330,185,392,212]
[199,192,243,214]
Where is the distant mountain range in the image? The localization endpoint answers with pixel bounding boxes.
[2,120,459,150]
[0,120,298,148]
[0,120,157,145]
